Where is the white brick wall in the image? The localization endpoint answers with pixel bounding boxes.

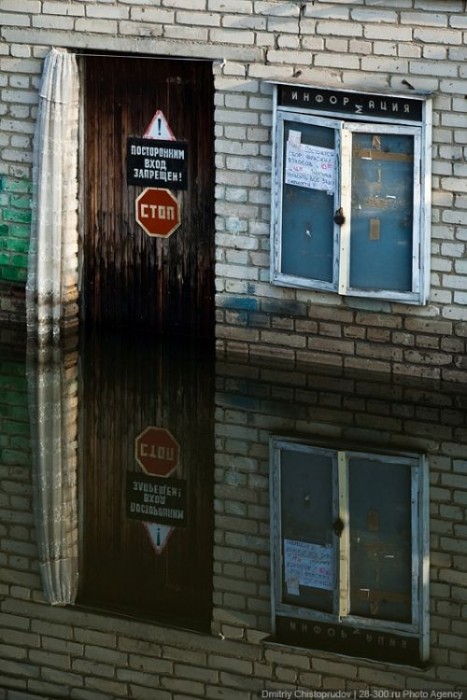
[214,357,467,689]
[0,3,467,689]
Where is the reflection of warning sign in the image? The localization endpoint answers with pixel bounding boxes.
[135,426,180,475]
[132,425,183,555]
[126,474,187,527]
[144,522,173,555]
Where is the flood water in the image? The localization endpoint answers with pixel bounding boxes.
[1,327,467,694]
[27,330,216,631]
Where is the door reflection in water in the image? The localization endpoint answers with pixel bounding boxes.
[77,332,215,631]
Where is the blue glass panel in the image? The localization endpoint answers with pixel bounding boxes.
[281,447,335,613]
[348,458,412,623]
[281,122,336,284]
[349,133,414,292]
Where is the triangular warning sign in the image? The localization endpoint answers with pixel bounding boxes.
[144,110,175,140]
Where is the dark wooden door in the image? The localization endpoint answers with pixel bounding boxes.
[77,331,214,630]
[82,55,214,338]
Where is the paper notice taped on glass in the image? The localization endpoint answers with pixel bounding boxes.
[288,129,302,148]
[284,539,334,593]
[285,141,335,193]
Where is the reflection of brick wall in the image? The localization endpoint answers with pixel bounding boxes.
[0,341,30,470]
[0,336,466,696]
[0,338,42,643]
[213,357,467,687]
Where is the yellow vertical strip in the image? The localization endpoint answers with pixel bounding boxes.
[338,451,350,619]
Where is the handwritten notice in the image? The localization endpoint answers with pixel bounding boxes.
[284,539,334,593]
[285,140,336,193]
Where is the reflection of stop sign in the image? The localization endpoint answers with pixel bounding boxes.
[135,427,180,477]
[135,188,180,237]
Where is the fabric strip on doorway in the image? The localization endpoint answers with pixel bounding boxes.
[26,48,80,342]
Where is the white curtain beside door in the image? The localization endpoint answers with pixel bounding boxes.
[27,48,80,606]
[26,47,80,341]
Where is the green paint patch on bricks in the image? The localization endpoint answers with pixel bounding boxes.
[12,254,28,268]
[2,208,31,224]
[1,267,27,283]
[9,225,30,239]
[1,448,29,465]
[0,176,32,194]
[0,373,27,391]
[5,239,29,254]
[10,195,32,210]
[0,177,32,283]
[2,396,29,413]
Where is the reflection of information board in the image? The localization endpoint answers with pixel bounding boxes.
[284,539,334,594]
[276,616,421,666]
[285,130,335,192]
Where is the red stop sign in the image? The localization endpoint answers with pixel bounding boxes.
[135,426,180,477]
[135,188,180,237]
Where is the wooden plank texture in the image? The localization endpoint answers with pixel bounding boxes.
[77,331,214,630]
[82,56,215,338]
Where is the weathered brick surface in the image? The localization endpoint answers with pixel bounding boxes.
[0,1,465,378]
[1,1,467,696]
